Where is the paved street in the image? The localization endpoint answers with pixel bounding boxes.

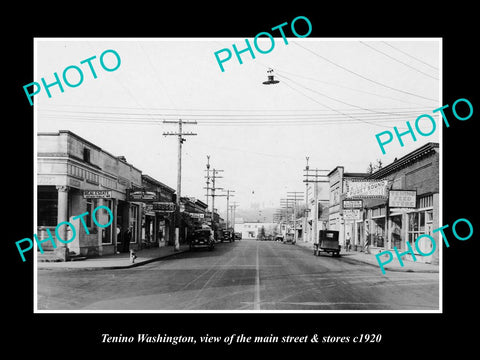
[37,240,439,311]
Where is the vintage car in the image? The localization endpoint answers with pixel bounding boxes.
[189,228,215,251]
[282,233,295,244]
[313,230,341,257]
[221,230,234,242]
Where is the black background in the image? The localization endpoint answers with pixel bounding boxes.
[6,3,478,356]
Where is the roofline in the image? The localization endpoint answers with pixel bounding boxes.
[141,174,175,193]
[368,142,439,179]
[38,130,143,173]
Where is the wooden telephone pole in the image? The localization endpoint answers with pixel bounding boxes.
[163,119,197,251]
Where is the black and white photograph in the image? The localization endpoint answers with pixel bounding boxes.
[33,37,441,312]
[7,5,478,355]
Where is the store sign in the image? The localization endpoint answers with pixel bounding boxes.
[344,180,389,199]
[343,199,363,209]
[389,190,416,208]
[83,190,112,199]
[188,212,205,219]
[127,190,158,202]
[343,209,362,220]
[152,202,176,212]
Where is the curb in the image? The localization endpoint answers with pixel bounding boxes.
[335,252,439,273]
[293,242,438,274]
[37,248,190,271]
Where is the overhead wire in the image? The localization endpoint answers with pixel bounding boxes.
[293,42,438,103]
[382,41,439,71]
[359,41,439,80]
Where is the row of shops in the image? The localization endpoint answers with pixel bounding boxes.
[302,142,440,264]
[37,130,220,260]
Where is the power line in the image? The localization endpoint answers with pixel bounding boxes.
[39,107,426,121]
[293,42,438,103]
[359,41,439,80]
[278,78,404,129]
[274,68,429,107]
[382,41,439,70]
[276,73,420,117]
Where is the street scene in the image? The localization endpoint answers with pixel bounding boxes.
[37,239,438,311]
[34,38,441,312]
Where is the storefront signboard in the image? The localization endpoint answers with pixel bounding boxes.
[388,190,417,208]
[83,190,112,199]
[127,190,158,202]
[343,209,362,220]
[188,212,205,219]
[344,179,389,199]
[152,202,176,212]
[342,199,363,209]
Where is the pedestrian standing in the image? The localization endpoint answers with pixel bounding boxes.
[346,232,351,252]
[364,236,370,254]
[116,226,122,254]
[123,227,132,253]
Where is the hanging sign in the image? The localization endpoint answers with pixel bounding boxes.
[126,190,158,202]
[344,179,389,199]
[388,190,417,208]
[343,209,362,220]
[152,202,176,212]
[343,199,363,209]
[187,212,205,219]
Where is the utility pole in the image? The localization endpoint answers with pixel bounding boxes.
[229,202,239,231]
[204,168,225,231]
[287,191,304,244]
[223,189,235,229]
[303,165,329,245]
[163,119,197,251]
[205,155,210,208]
[280,198,293,238]
[304,156,310,243]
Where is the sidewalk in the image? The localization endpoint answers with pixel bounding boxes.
[294,240,439,273]
[36,244,190,270]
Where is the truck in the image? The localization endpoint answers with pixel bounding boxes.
[313,230,341,257]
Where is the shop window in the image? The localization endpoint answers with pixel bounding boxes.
[418,195,433,209]
[408,211,426,245]
[86,199,95,229]
[130,204,139,243]
[390,215,403,249]
[372,217,385,247]
[37,186,58,227]
[101,199,113,244]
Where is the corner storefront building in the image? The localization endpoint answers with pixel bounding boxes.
[328,142,440,265]
[37,130,175,260]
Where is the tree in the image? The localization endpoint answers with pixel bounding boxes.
[366,159,383,174]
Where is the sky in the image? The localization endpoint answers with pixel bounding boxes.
[34,38,441,216]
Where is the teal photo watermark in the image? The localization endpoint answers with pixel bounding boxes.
[375,217,473,274]
[23,49,121,106]
[214,16,312,72]
[15,205,113,262]
[374,98,473,155]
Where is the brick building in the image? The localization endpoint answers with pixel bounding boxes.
[327,142,440,264]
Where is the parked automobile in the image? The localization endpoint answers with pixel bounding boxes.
[234,232,242,240]
[313,230,340,257]
[222,230,234,242]
[189,228,215,251]
[274,235,283,242]
[283,233,295,244]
